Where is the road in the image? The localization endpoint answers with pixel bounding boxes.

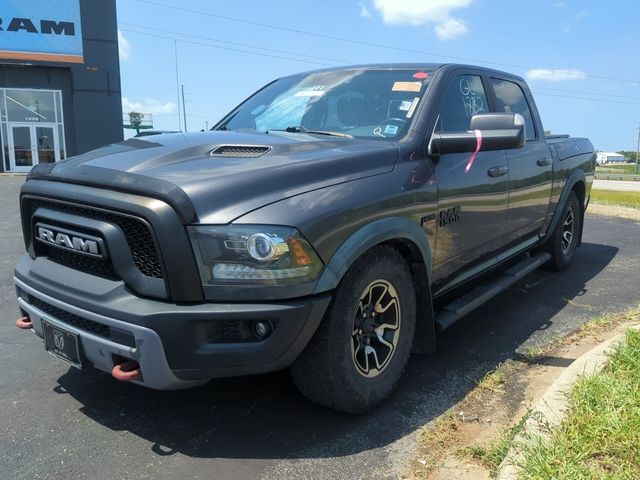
[2,175,640,480]
[593,179,640,192]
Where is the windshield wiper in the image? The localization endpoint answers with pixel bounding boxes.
[267,126,352,138]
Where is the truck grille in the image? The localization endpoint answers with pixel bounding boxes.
[28,199,164,279]
[47,247,117,279]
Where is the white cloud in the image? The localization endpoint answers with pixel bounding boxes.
[525,68,587,82]
[122,97,176,114]
[370,0,473,40]
[435,18,468,40]
[118,30,131,61]
[359,1,371,18]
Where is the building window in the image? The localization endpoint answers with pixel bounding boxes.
[0,88,66,173]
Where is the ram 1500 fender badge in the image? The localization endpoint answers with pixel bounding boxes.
[439,206,461,227]
[35,223,105,259]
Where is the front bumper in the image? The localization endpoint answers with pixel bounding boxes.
[14,256,331,389]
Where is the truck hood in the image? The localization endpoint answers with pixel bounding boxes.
[28,130,399,224]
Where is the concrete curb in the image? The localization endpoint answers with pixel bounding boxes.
[495,324,640,480]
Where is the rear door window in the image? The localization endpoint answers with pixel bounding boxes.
[490,79,536,141]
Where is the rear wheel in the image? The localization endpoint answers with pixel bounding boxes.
[290,246,416,414]
[545,191,581,270]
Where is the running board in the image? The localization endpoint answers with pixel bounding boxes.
[434,252,551,331]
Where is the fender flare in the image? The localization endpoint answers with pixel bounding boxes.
[545,169,586,243]
[313,216,436,353]
[314,217,433,293]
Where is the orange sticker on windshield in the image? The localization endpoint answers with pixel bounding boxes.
[392,81,422,92]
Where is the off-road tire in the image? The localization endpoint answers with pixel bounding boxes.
[545,191,581,271]
[290,246,416,414]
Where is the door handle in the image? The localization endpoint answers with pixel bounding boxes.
[537,157,551,167]
[487,166,509,178]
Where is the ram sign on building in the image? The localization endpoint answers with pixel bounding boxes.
[0,0,122,173]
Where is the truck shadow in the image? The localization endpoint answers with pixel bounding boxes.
[55,242,618,461]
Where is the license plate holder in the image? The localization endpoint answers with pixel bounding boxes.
[42,320,84,368]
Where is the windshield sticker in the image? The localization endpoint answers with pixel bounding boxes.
[413,71,429,79]
[294,90,325,97]
[405,97,420,118]
[398,100,413,111]
[392,81,422,92]
[373,127,386,138]
[384,125,399,135]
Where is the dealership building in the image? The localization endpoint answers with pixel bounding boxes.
[0,0,122,173]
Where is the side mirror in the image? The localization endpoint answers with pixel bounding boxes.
[429,113,526,156]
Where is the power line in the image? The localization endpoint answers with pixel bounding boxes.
[120,22,349,65]
[123,25,640,107]
[122,24,640,106]
[531,90,640,107]
[305,0,635,57]
[130,0,640,85]
[533,86,640,102]
[120,27,336,66]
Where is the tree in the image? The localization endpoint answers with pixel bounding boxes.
[616,151,636,163]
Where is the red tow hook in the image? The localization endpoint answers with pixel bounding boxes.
[16,316,33,330]
[112,360,142,382]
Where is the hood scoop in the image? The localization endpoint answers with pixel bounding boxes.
[210,145,271,158]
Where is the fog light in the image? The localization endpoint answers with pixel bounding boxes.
[253,321,272,339]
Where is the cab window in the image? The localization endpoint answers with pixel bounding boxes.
[437,74,488,133]
[490,78,536,141]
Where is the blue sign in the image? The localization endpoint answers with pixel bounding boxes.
[0,0,83,64]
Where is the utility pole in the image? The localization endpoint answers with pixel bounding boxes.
[636,123,640,175]
[181,84,188,132]
[174,40,181,131]
[205,120,209,131]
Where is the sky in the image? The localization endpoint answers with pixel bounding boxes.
[116,0,640,153]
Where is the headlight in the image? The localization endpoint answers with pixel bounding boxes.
[187,225,323,286]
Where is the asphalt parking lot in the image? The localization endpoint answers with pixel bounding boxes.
[2,174,640,480]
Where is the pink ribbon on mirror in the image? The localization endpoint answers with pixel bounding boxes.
[464,129,483,174]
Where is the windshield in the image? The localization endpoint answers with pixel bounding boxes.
[218,68,432,141]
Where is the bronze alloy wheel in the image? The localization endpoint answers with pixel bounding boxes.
[351,279,401,378]
[291,246,416,413]
[561,206,575,254]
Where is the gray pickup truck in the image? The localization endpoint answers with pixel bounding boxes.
[14,64,594,413]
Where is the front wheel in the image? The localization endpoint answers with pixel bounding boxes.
[545,191,581,270]
[290,246,416,414]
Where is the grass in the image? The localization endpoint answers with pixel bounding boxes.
[415,307,640,478]
[596,164,637,174]
[591,189,640,209]
[476,363,508,394]
[517,328,640,480]
[465,412,531,477]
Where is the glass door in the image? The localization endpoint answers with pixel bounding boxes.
[8,124,59,172]
[9,126,34,173]
[35,126,58,164]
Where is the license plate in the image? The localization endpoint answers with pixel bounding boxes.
[42,321,83,368]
